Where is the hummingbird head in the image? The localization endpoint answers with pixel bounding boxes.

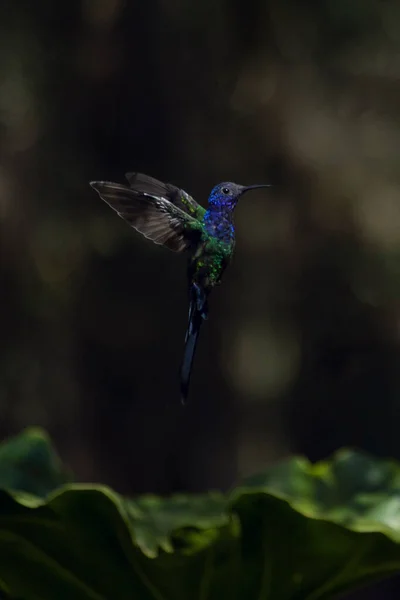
[208,181,270,210]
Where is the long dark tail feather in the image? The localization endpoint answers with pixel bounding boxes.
[180,285,208,405]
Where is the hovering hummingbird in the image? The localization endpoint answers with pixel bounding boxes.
[90,172,270,404]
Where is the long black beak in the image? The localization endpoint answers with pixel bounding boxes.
[241,184,272,194]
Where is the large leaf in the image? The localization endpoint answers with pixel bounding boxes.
[1,430,400,599]
[0,427,69,498]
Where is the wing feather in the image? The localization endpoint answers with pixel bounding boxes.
[90,181,202,252]
[125,172,206,220]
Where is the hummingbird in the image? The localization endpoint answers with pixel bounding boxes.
[90,172,270,404]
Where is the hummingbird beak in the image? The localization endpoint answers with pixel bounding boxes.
[241,184,272,195]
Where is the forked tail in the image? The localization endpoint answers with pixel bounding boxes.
[180,284,208,405]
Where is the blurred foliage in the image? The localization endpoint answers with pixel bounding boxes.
[0,427,69,498]
[3,430,400,599]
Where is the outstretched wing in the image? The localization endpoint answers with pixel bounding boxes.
[90,181,202,252]
[125,172,206,221]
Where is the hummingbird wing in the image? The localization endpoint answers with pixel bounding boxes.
[125,172,206,221]
[90,181,202,252]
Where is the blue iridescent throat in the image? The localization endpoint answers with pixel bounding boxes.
[203,208,235,243]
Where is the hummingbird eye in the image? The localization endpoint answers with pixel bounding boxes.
[221,187,231,195]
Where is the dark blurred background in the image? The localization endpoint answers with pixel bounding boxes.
[1,0,400,596]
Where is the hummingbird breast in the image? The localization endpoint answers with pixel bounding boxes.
[203,211,235,244]
[190,211,235,291]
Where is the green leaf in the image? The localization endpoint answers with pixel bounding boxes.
[126,492,232,556]
[1,430,400,598]
[0,427,69,498]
